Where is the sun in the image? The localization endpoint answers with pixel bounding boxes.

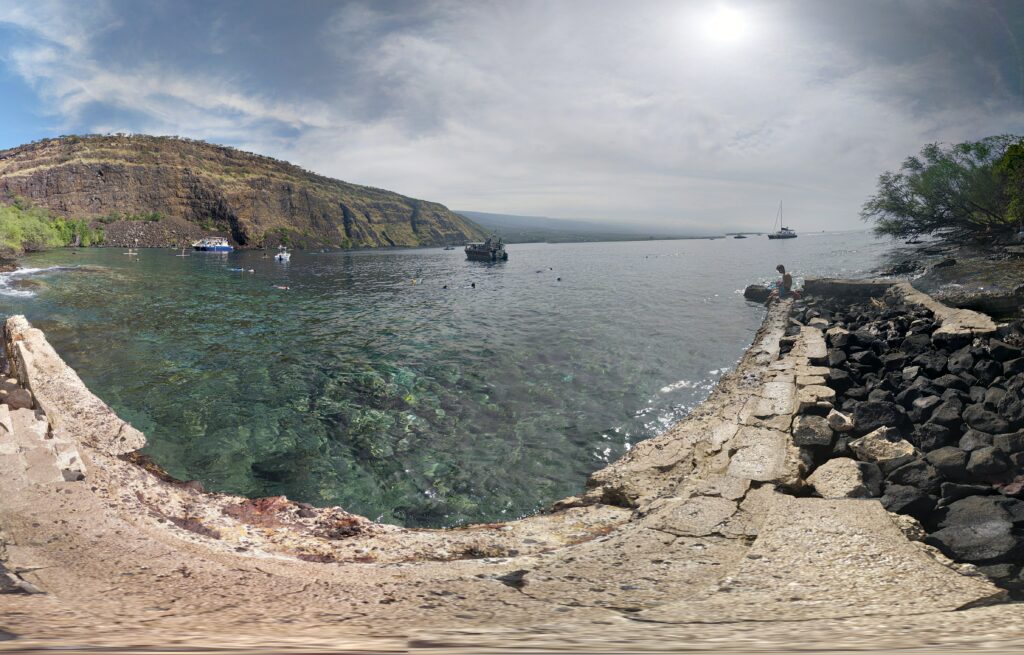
[702,5,750,44]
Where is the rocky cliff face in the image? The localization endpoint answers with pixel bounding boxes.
[0,135,485,248]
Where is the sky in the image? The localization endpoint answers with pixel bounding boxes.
[1,0,1024,233]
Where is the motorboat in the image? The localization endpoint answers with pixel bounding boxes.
[465,236,508,261]
[193,237,234,252]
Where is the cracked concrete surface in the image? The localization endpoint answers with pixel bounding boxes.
[0,296,1021,653]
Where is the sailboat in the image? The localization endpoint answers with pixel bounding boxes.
[767,201,797,239]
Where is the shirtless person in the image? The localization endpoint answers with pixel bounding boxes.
[767,264,795,303]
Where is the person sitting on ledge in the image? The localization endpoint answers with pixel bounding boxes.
[767,264,799,303]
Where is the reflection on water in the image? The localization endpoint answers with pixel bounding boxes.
[0,232,889,527]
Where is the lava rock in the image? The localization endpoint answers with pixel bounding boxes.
[994,431,1024,454]
[1004,358,1024,377]
[913,423,955,452]
[881,484,937,521]
[909,395,942,423]
[792,415,834,446]
[887,459,942,494]
[901,334,932,356]
[913,352,948,376]
[963,404,1010,434]
[989,339,1022,362]
[925,447,968,480]
[827,369,853,393]
[928,495,1020,562]
[743,285,771,302]
[932,374,969,392]
[853,401,909,435]
[959,429,994,452]
[947,349,975,375]
[926,398,963,429]
[973,359,1003,386]
[967,446,1011,479]
[940,482,994,503]
[983,387,1006,409]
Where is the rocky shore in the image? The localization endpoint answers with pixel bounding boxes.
[789,281,1024,595]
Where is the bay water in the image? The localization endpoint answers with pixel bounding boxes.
[0,231,890,526]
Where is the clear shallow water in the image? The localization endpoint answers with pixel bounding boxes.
[1,232,890,527]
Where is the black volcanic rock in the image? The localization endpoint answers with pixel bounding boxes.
[853,401,909,435]
[963,404,1010,434]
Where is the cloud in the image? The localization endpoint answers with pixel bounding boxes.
[2,0,1024,231]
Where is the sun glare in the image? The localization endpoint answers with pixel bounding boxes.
[702,5,750,44]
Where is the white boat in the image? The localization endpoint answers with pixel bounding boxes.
[274,246,291,262]
[767,202,797,239]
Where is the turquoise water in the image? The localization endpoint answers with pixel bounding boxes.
[1,233,890,526]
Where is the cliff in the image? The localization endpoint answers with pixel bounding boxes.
[0,135,485,248]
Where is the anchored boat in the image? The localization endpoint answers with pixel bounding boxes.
[192,237,234,252]
[465,236,508,262]
[767,202,797,239]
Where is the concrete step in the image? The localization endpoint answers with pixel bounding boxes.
[0,407,85,486]
[634,493,1005,623]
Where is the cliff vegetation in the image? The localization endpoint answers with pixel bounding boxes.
[0,134,485,249]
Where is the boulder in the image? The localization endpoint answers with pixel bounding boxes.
[3,388,33,411]
[853,401,909,435]
[959,429,994,452]
[900,334,932,356]
[989,339,1022,362]
[902,365,921,381]
[966,446,1011,479]
[926,399,963,428]
[993,431,1024,454]
[928,495,1020,562]
[886,459,942,495]
[973,359,1002,385]
[924,447,968,480]
[791,415,833,447]
[913,352,947,376]
[909,395,942,423]
[743,284,771,303]
[932,374,968,391]
[962,404,1010,434]
[913,423,955,452]
[881,484,937,521]
[826,409,854,433]
[807,457,882,499]
[940,482,994,503]
[828,350,847,367]
[983,387,1007,410]
[947,349,975,375]
[849,427,916,467]
[1004,358,1024,377]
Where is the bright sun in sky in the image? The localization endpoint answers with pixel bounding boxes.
[701,5,751,44]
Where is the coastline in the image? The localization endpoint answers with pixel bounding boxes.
[0,282,1020,651]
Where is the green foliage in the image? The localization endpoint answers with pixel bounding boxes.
[861,136,1017,239]
[96,210,162,223]
[51,217,104,247]
[0,202,104,254]
[995,140,1024,224]
[0,204,64,254]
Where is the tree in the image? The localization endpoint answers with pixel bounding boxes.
[995,140,1024,226]
[861,136,1018,239]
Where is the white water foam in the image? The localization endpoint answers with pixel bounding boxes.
[0,265,75,298]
